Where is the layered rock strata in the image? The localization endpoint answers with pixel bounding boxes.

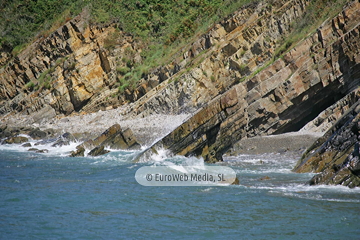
[293,99,360,188]
[139,1,360,163]
[70,123,140,157]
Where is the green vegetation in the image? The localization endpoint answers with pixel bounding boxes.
[0,1,84,52]
[1,0,253,54]
[24,81,35,91]
[1,0,350,94]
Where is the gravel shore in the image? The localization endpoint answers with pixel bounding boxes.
[1,106,324,154]
[1,106,190,146]
[226,131,324,156]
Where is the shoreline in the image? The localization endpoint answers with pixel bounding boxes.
[226,131,324,156]
[1,109,324,158]
[0,109,190,146]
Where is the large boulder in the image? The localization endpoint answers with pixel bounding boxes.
[29,128,56,140]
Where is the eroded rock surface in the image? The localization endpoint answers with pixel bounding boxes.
[293,100,360,188]
[140,1,360,163]
[70,123,140,157]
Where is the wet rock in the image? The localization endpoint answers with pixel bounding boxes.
[294,101,360,188]
[35,138,57,146]
[82,123,140,151]
[259,176,271,180]
[70,146,85,157]
[51,132,76,147]
[36,149,49,153]
[22,143,32,147]
[231,177,240,185]
[29,128,47,140]
[28,148,39,151]
[69,123,140,157]
[3,136,29,144]
[88,146,110,156]
[29,128,56,140]
[0,126,35,139]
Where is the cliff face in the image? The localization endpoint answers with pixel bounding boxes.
[293,99,360,188]
[139,0,360,163]
[124,0,312,117]
[0,8,150,121]
[0,0,313,122]
[1,0,360,181]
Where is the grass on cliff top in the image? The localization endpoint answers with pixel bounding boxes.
[0,0,252,54]
[0,0,350,93]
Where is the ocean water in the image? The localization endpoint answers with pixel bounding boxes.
[1,142,360,239]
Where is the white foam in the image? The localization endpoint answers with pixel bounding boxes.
[0,136,80,157]
[242,182,360,202]
[200,187,213,192]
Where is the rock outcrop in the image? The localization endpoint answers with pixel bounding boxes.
[138,1,360,163]
[70,123,140,157]
[0,8,147,121]
[293,99,360,188]
[1,0,360,192]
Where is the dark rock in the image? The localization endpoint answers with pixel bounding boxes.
[259,176,271,180]
[83,124,122,149]
[51,132,76,147]
[27,128,56,140]
[0,125,12,139]
[22,143,32,147]
[80,124,140,154]
[231,177,240,185]
[70,146,85,157]
[3,136,29,144]
[294,101,360,188]
[28,148,39,151]
[88,146,110,156]
[35,138,56,146]
[62,132,76,141]
[29,128,47,140]
[36,149,49,153]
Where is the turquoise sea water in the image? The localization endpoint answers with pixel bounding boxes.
[1,143,360,239]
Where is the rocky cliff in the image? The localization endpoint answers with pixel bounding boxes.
[138,0,360,163]
[0,0,360,186]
